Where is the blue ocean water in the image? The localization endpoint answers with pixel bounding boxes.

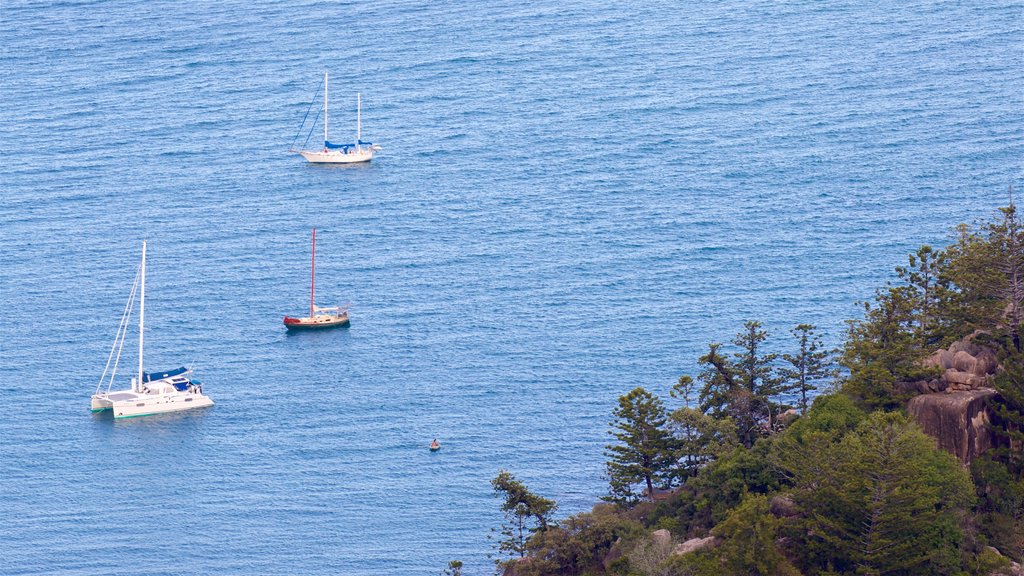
[1,1,1021,573]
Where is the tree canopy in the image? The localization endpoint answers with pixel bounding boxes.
[491,470,557,567]
[605,387,679,503]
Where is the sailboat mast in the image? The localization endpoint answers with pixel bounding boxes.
[310,228,316,318]
[357,92,361,149]
[324,72,329,147]
[137,240,146,393]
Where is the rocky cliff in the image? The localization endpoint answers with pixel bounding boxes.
[905,332,1002,464]
[907,389,998,463]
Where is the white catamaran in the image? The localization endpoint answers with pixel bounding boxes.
[91,241,213,418]
[292,72,381,164]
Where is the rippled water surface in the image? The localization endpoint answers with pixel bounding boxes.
[1,1,1021,574]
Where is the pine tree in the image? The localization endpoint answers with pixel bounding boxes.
[695,342,737,419]
[698,321,784,446]
[780,412,974,575]
[895,244,952,344]
[491,470,557,566]
[971,455,1024,562]
[944,195,1024,347]
[669,375,739,482]
[780,324,835,415]
[712,493,802,576]
[940,199,1024,477]
[840,284,933,410]
[985,197,1024,350]
[990,336,1024,478]
[605,387,677,503]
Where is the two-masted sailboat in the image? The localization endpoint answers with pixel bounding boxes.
[283,228,350,330]
[91,241,213,418]
[292,72,381,164]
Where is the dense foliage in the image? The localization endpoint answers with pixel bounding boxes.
[483,202,1023,576]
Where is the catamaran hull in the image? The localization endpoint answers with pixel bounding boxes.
[298,150,374,164]
[91,392,213,418]
[111,395,214,418]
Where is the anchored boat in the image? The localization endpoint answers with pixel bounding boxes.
[284,228,350,330]
[91,241,213,418]
[291,72,381,164]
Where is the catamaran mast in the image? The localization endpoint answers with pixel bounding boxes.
[137,240,146,393]
[310,228,316,318]
[357,93,361,151]
[323,72,329,147]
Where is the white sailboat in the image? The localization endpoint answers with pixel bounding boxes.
[90,241,213,419]
[293,72,381,164]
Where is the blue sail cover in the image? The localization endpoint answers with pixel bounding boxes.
[143,366,189,382]
[325,140,374,150]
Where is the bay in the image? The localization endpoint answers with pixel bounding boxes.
[1,1,1021,573]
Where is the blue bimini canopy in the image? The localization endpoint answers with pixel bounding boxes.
[325,140,374,150]
[143,366,189,383]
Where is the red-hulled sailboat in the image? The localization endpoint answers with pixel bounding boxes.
[283,228,350,330]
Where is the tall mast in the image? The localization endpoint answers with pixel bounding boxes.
[356,92,361,149]
[137,240,146,392]
[310,228,316,318]
[324,72,329,146]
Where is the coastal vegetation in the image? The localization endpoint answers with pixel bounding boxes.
[483,200,1024,575]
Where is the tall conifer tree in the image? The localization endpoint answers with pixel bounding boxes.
[605,387,677,503]
[780,412,974,575]
[698,321,784,446]
[944,195,1024,347]
[895,245,952,344]
[990,338,1024,478]
[780,324,834,414]
[490,470,557,566]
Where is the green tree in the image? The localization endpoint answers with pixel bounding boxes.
[605,387,678,503]
[780,323,835,414]
[895,245,952,344]
[668,406,739,484]
[670,440,782,534]
[987,335,1024,478]
[943,197,1024,348]
[840,284,936,410]
[939,199,1024,475]
[971,456,1024,563]
[669,375,739,482]
[712,493,802,576]
[779,412,974,575]
[986,199,1024,350]
[733,321,787,420]
[698,321,786,447]
[491,470,558,566]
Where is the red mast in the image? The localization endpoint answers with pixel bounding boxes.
[310,227,316,318]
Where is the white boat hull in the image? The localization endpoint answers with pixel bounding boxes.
[92,387,213,419]
[298,148,375,164]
